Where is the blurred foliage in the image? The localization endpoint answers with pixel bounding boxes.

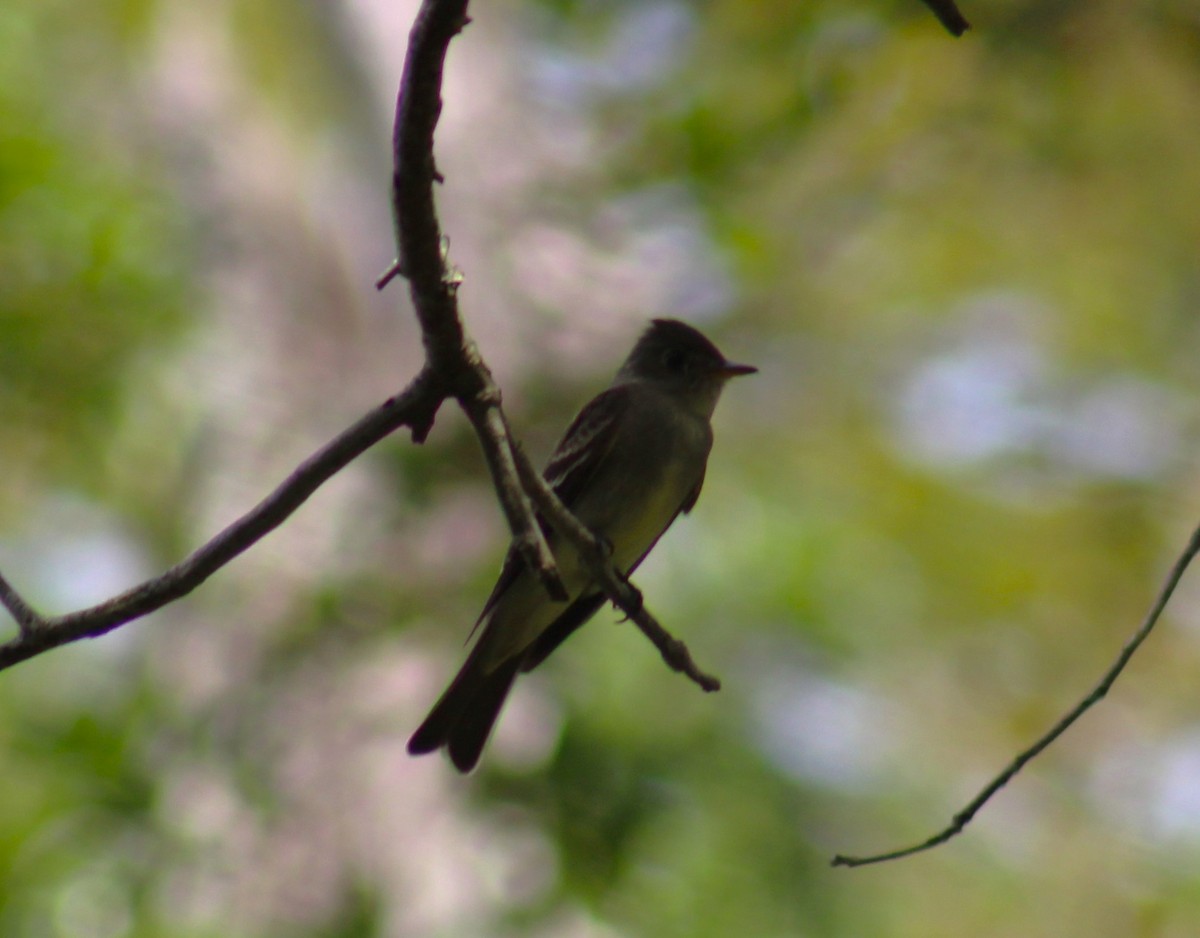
[0,0,194,506]
[4,0,1200,936]
[227,0,381,147]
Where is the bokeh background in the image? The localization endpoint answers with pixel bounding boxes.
[4,0,1200,935]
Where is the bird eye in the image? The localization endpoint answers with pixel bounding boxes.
[661,347,685,372]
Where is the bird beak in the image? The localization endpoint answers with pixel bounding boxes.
[717,360,758,378]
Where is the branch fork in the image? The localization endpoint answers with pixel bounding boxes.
[0,0,716,695]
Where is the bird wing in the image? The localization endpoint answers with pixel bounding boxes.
[542,385,631,508]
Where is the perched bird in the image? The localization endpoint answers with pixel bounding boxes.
[408,318,756,771]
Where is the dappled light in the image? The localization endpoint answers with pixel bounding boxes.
[3,0,1200,934]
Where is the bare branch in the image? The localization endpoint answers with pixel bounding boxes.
[509,433,721,692]
[0,0,711,693]
[386,0,564,599]
[460,396,568,601]
[0,571,40,636]
[832,522,1200,868]
[0,371,445,671]
[0,0,497,671]
[919,0,970,36]
[388,0,469,363]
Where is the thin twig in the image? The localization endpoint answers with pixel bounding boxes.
[0,371,445,671]
[460,395,567,600]
[0,571,40,636]
[832,522,1200,868]
[919,0,970,36]
[509,433,721,692]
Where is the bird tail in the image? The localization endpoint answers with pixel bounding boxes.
[407,644,522,773]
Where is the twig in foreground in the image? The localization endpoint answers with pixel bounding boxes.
[832,522,1200,868]
[509,433,721,693]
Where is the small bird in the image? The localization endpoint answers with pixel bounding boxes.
[408,319,757,771]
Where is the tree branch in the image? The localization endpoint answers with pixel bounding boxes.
[0,0,714,692]
[832,521,1200,868]
[509,433,721,692]
[919,0,970,36]
[0,370,444,670]
[384,0,718,690]
[0,571,40,636]
[389,0,469,364]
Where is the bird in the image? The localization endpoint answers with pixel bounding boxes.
[407,318,757,771]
